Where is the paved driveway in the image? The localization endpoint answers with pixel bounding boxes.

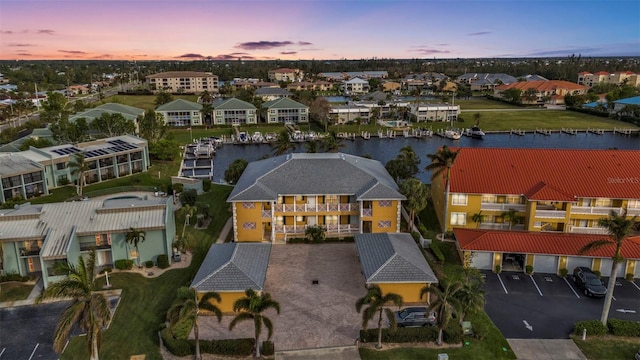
[483,271,640,339]
[199,243,366,351]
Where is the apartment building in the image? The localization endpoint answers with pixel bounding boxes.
[494,80,588,104]
[410,103,460,122]
[227,153,406,242]
[430,148,640,277]
[342,77,370,95]
[329,105,370,124]
[212,98,257,125]
[146,71,219,94]
[577,71,640,87]
[156,99,203,127]
[261,98,309,124]
[267,68,304,82]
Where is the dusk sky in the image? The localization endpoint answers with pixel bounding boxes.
[1,0,639,61]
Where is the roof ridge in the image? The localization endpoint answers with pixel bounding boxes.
[367,252,397,282]
[192,243,237,288]
[230,244,262,289]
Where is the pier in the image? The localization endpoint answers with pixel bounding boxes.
[510,129,525,136]
[536,128,553,136]
[561,128,578,135]
[588,128,605,135]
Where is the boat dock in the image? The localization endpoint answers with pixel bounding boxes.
[561,128,578,135]
[587,128,605,135]
[536,128,553,136]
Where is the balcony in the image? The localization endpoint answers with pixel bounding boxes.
[80,243,111,251]
[19,247,40,256]
[262,210,272,218]
[479,223,525,231]
[272,203,358,213]
[569,226,609,235]
[362,208,372,217]
[571,206,623,215]
[535,210,566,219]
[273,224,359,235]
[480,203,526,212]
[626,207,640,216]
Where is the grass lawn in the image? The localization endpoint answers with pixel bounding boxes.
[571,335,640,360]
[465,110,638,131]
[454,97,522,110]
[60,185,232,360]
[104,94,199,110]
[30,186,78,204]
[0,282,34,302]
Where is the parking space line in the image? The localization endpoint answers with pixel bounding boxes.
[529,275,543,296]
[631,281,640,292]
[0,347,5,358]
[496,273,508,294]
[28,344,39,360]
[563,277,581,298]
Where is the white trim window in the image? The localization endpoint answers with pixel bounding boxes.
[450,212,467,226]
[451,194,468,206]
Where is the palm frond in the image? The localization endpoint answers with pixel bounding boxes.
[262,315,274,341]
[229,312,253,330]
[578,239,613,255]
[52,301,85,353]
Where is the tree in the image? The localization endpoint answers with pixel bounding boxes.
[426,146,460,240]
[149,139,180,161]
[138,110,166,142]
[224,158,248,184]
[305,140,319,153]
[501,208,520,230]
[400,178,428,231]
[229,289,281,358]
[322,130,344,153]
[579,210,638,325]
[522,88,538,103]
[272,129,296,156]
[50,117,88,143]
[90,112,135,137]
[69,152,89,196]
[125,227,146,267]
[420,279,463,345]
[386,146,420,182]
[355,285,403,349]
[41,91,71,123]
[167,287,222,360]
[199,90,215,104]
[36,250,111,360]
[155,91,173,106]
[13,98,34,125]
[305,225,326,243]
[309,97,330,132]
[19,137,53,151]
[200,103,213,126]
[472,211,484,229]
[500,88,522,103]
[454,279,485,323]
[472,112,482,126]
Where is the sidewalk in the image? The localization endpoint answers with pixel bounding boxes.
[507,339,586,360]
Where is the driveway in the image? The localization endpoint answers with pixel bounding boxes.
[482,271,640,339]
[199,243,366,351]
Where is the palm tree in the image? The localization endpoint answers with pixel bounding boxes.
[200,103,213,126]
[36,249,111,360]
[399,177,428,231]
[272,129,295,156]
[420,279,463,345]
[579,209,638,325]
[305,140,319,153]
[322,130,344,153]
[125,227,146,267]
[69,152,89,196]
[501,208,519,230]
[167,287,222,360]
[305,225,326,243]
[455,281,485,323]
[426,146,460,240]
[229,289,281,357]
[472,112,482,126]
[355,285,403,349]
[472,211,484,229]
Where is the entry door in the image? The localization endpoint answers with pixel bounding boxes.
[307,196,316,211]
[307,216,317,226]
[97,251,112,267]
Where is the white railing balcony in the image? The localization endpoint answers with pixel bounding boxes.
[627,207,640,216]
[261,210,272,218]
[478,223,525,230]
[569,226,609,235]
[362,208,372,217]
[480,203,526,212]
[274,224,360,235]
[535,210,566,219]
[571,206,622,215]
[272,203,358,213]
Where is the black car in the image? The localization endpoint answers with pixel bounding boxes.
[572,267,607,297]
[391,307,437,327]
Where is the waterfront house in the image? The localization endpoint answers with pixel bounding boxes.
[156,99,203,127]
[268,68,304,82]
[255,87,292,101]
[342,78,370,95]
[261,98,309,124]
[212,98,257,125]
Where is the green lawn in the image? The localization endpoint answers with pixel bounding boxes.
[0,282,34,302]
[104,94,199,111]
[464,110,637,131]
[60,185,232,360]
[454,98,522,110]
[572,335,640,360]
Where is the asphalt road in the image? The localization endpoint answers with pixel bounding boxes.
[482,271,640,339]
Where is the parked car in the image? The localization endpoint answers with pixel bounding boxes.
[391,307,437,327]
[572,267,606,297]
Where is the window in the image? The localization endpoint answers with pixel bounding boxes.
[56,163,67,170]
[450,212,466,226]
[378,220,392,228]
[325,195,338,204]
[275,216,284,226]
[325,215,338,225]
[451,194,468,206]
[295,195,304,201]
[296,216,305,222]
[378,200,392,207]
[481,194,496,203]
[628,199,640,209]
[506,196,522,204]
[243,222,256,230]
[533,221,542,228]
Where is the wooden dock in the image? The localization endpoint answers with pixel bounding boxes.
[587,128,605,135]
[536,128,553,136]
[561,128,578,135]
[510,129,525,136]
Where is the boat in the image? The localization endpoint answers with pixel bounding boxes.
[238,132,249,143]
[305,131,317,141]
[264,133,277,142]
[251,132,264,143]
[444,128,462,140]
[292,130,305,142]
[468,125,485,138]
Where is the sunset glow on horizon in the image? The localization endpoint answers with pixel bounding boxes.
[1,0,639,61]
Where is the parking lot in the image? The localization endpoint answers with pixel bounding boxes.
[482,271,640,339]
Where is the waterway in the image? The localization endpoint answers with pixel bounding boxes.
[212,133,639,184]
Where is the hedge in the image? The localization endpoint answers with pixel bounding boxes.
[261,340,275,356]
[429,241,445,262]
[160,328,255,356]
[573,320,607,336]
[607,318,640,337]
[359,322,462,344]
[0,273,32,282]
[114,259,134,270]
[157,254,170,269]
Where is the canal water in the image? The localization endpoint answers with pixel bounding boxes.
[212,133,639,184]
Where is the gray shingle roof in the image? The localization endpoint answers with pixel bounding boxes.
[355,233,438,284]
[156,99,202,112]
[191,243,271,292]
[227,153,405,202]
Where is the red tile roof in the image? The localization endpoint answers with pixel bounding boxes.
[594,71,611,76]
[449,148,640,200]
[495,80,587,92]
[578,71,592,75]
[454,228,640,259]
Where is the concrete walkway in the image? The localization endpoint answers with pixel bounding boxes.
[507,339,586,360]
[26,276,44,301]
[216,217,233,244]
[275,345,360,360]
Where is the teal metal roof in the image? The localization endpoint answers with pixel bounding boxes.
[261,97,308,109]
[156,98,202,112]
[213,97,256,110]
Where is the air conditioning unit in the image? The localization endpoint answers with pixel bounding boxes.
[421,238,432,248]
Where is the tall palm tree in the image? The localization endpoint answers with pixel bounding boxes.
[355,285,403,349]
[167,287,222,360]
[229,289,281,357]
[472,211,484,229]
[69,152,89,196]
[579,209,638,325]
[272,129,295,156]
[322,130,344,153]
[420,279,463,345]
[125,227,146,267]
[455,281,485,323]
[399,177,428,231]
[426,146,460,240]
[36,249,111,360]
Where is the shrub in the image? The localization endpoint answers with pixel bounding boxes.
[574,320,607,336]
[625,273,634,281]
[360,327,438,343]
[102,267,112,273]
[607,318,640,337]
[418,224,428,237]
[145,260,154,268]
[114,259,134,270]
[173,183,184,194]
[444,230,455,240]
[179,189,197,206]
[199,338,254,356]
[494,265,502,274]
[202,179,212,192]
[525,265,534,275]
[261,340,275,356]
[429,241,445,262]
[559,268,568,278]
[0,273,31,282]
[287,237,308,244]
[161,328,192,356]
[411,231,421,243]
[157,254,170,269]
[593,270,601,278]
[443,322,464,344]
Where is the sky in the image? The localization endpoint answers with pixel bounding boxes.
[1,0,639,61]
